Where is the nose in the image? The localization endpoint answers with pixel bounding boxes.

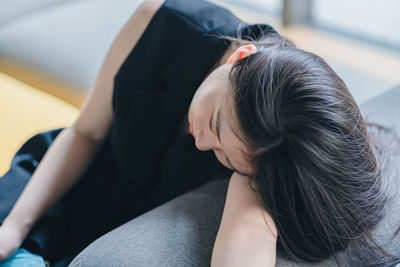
[195,128,220,151]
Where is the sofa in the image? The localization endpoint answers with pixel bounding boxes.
[1,0,399,266]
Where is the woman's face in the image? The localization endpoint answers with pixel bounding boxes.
[188,63,252,177]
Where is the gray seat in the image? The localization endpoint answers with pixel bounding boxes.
[68,177,230,267]
[0,0,143,96]
[68,86,400,266]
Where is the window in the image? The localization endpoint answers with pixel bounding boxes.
[311,0,400,51]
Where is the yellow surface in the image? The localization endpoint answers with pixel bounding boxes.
[0,72,80,175]
[0,58,86,108]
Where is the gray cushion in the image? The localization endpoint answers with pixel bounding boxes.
[68,177,230,267]
[0,0,143,94]
[359,85,400,132]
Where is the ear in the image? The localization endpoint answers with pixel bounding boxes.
[227,44,257,64]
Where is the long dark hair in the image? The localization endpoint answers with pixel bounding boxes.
[213,23,400,266]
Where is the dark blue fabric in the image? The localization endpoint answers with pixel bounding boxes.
[1,129,135,263]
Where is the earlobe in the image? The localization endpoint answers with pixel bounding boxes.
[226,44,257,64]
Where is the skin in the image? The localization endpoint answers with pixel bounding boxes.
[188,44,278,266]
[187,45,255,176]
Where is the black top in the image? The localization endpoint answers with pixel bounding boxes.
[0,0,281,260]
[1,0,281,221]
[109,0,280,207]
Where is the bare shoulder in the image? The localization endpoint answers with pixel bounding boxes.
[139,0,165,16]
[72,0,166,141]
[113,0,165,49]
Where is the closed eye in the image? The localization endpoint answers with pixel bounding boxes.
[209,110,214,134]
[210,109,221,143]
[215,109,221,141]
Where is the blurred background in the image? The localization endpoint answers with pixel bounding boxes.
[1,0,400,174]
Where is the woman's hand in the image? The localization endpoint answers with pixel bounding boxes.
[0,223,24,262]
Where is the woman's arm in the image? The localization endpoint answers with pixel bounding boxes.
[0,0,165,261]
[211,172,277,267]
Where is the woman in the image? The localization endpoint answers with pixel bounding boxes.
[0,0,399,266]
